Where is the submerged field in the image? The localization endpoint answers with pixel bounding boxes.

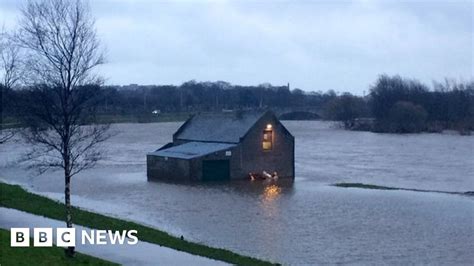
[1,121,473,265]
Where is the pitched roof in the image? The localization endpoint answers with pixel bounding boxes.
[148,142,236,159]
[174,111,268,143]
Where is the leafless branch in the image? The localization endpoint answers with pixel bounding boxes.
[14,1,108,255]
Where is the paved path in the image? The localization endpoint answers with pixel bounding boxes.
[0,207,228,266]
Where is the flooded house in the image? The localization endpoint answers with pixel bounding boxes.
[147,110,295,181]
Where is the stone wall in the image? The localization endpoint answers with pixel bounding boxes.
[238,112,295,178]
[147,155,191,181]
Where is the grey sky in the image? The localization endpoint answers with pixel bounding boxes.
[1,0,472,94]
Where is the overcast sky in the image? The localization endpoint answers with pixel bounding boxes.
[1,0,472,94]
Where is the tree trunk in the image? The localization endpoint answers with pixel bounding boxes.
[64,171,75,257]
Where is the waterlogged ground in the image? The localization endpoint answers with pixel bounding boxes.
[1,121,473,265]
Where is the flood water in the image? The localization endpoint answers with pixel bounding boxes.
[1,121,473,265]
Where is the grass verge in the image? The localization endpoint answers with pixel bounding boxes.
[333,183,398,190]
[0,228,117,266]
[333,182,473,196]
[0,182,277,266]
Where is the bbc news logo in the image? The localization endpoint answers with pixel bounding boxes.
[11,228,138,247]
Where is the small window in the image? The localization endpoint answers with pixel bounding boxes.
[262,124,273,150]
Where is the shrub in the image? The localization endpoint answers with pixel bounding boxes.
[323,93,368,128]
[387,101,428,133]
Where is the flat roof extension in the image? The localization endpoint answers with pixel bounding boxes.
[148,142,236,160]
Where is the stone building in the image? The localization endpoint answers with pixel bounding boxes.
[147,110,295,181]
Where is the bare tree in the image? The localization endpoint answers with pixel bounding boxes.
[0,84,16,144]
[15,0,109,257]
[0,30,21,143]
[1,34,22,89]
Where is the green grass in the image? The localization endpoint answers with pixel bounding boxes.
[0,182,277,266]
[333,183,398,190]
[333,182,473,196]
[0,228,117,266]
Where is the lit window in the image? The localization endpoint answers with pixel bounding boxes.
[262,125,273,150]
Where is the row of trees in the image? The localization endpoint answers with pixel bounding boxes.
[89,82,341,113]
[4,75,473,134]
[100,82,316,113]
[323,75,473,134]
[370,75,473,133]
[3,80,341,117]
[14,82,336,114]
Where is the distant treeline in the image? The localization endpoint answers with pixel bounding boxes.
[324,75,473,134]
[98,81,336,113]
[2,80,338,118]
[371,75,473,134]
[1,75,473,134]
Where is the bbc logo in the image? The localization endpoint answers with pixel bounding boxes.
[11,227,138,247]
[11,228,75,247]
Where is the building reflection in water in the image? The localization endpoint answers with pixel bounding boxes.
[260,183,283,220]
[262,184,282,202]
[258,183,284,254]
